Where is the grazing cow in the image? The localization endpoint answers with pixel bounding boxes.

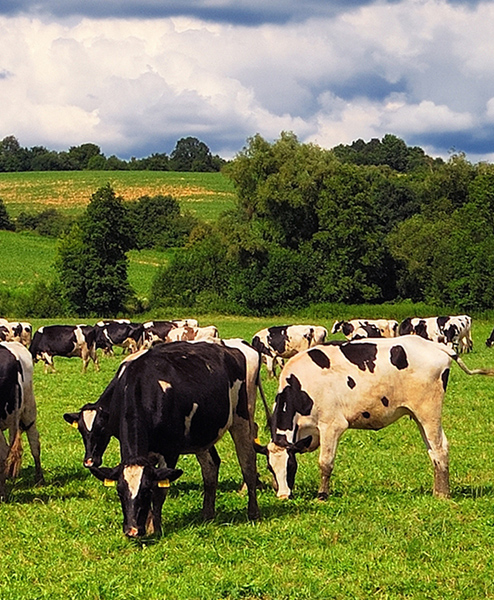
[399,315,473,353]
[0,321,32,346]
[255,335,494,501]
[252,325,328,377]
[331,319,399,340]
[30,325,99,373]
[165,325,219,343]
[94,320,145,355]
[0,341,43,499]
[65,341,260,537]
[142,320,179,346]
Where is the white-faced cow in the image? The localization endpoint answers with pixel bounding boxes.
[65,341,261,537]
[29,324,99,373]
[0,321,32,346]
[94,320,145,355]
[331,319,399,340]
[399,315,473,353]
[255,335,493,501]
[0,341,44,499]
[252,325,328,377]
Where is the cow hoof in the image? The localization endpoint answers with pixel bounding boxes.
[317,492,328,501]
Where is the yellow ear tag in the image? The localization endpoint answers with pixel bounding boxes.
[71,422,79,429]
[104,479,116,487]
[254,438,261,444]
[158,480,170,488]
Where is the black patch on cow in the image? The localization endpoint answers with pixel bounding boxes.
[362,411,371,419]
[341,322,355,337]
[272,374,314,437]
[0,346,21,420]
[347,376,356,389]
[339,342,377,372]
[308,348,330,369]
[437,316,450,330]
[390,345,409,370]
[441,368,450,391]
[251,335,271,356]
[398,317,413,336]
[266,326,290,355]
[381,396,389,407]
[414,320,429,339]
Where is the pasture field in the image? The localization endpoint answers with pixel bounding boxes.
[0,230,171,297]
[2,317,494,599]
[0,170,236,221]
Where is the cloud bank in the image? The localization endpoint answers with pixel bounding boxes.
[0,0,493,162]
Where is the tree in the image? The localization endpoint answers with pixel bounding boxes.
[67,143,104,170]
[56,184,133,316]
[0,198,14,230]
[170,137,218,172]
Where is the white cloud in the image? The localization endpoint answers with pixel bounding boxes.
[0,1,494,160]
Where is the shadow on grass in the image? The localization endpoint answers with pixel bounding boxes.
[453,484,494,499]
[7,464,93,504]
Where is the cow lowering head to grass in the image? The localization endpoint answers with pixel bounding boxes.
[331,319,399,340]
[66,341,261,537]
[255,335,494,501]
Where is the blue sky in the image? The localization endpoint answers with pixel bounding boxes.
[1,0,493,162]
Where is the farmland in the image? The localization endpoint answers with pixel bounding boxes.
[0,170,236,221]
[2,317,494,599]
[2,171,494,599]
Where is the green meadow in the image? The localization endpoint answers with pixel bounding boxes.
[2,172,494,599]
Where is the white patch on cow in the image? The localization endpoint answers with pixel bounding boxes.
[74,326,85,348]
[83,410,97,431]
[123,465,144,499]
[184,403,198,437]
[159,380,172,393]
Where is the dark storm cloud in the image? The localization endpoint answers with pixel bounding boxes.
[0,0,408,24]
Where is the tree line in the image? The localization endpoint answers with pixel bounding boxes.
[2,131,494,317]
[0,135,225,172]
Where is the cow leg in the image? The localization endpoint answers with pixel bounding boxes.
[229,420,260,520]
[148,454,173,537]
[317,421,347,500]
[196,447,220,521]
[42,353,55,374]
[23,423,44,485]
[265,355,276,378]
[412,414,450,499]
[0,430,9,500]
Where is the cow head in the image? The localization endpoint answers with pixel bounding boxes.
[63,405,111,468]
[255,437,312,499]
[89,459,183,538]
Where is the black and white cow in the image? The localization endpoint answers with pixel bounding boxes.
[65,341,260,537]
[255,335,493,501]
[143,319,198,348]
[30,324,99,373]
[165,325,219,343]
[486,327,494,348]
[331,319,399,340]
[399,315,473,353]
[94,320,145,355]
[252,325,328,377]
[0,341,43,499]
[0,321,32,346]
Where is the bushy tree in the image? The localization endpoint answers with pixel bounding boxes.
[0,198,14,230]
[127,194,196,250]
[56,184,133,316]
[170,137,223,172]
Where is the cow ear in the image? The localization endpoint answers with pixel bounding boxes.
[154,467,183,486]
[293,436,312,453]
[63,412,80,428]
[89,465,120,484]
[253,439,268,455]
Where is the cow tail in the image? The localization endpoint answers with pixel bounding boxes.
[256,370,272,431]
[6,430,23,478]
[453,356,494,376]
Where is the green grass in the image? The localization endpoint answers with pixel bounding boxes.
[0,230,172,298]
[2,317,494,599]
[0,170,236,221]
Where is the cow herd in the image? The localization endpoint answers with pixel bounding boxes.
[1,314,494,538]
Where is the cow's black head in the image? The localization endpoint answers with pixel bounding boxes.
[89,459,183,538]
[63,405,111,468]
